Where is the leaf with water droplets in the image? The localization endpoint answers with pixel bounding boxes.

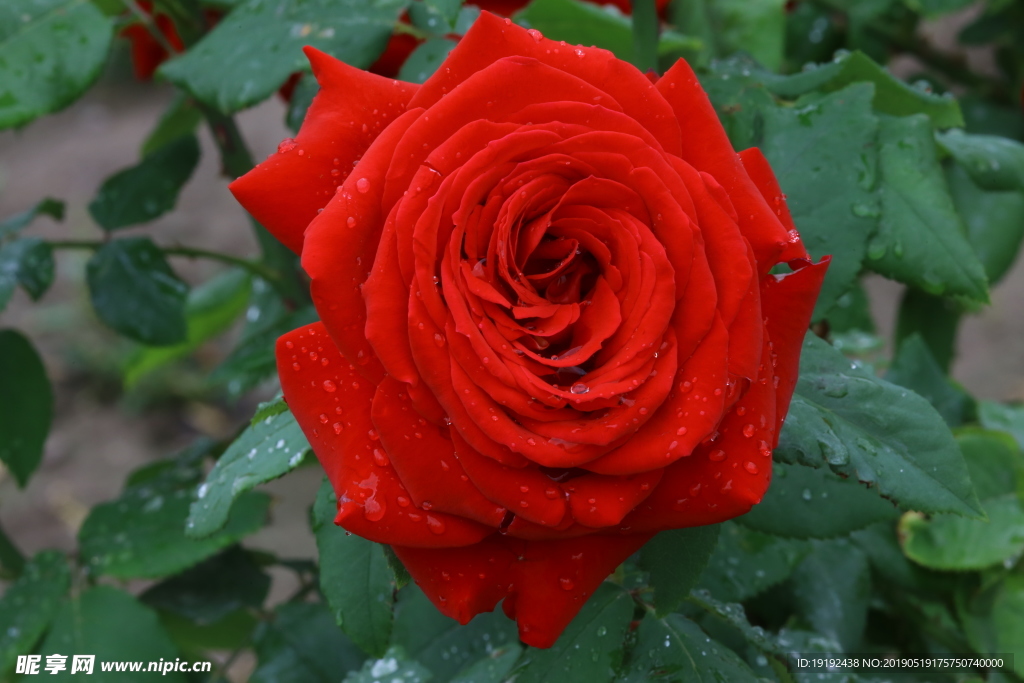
[512,583,632,683]
[0,0,113,130]
[86,237,190,346]
[639,524,721,616]
[0,329,53,488]
[450,644,523,683]
[790,539,871,652]
[0,551,69,678]
[697,522,810,602]
[776,333,983,518]
[187,407,310,539]
[979,401,1024,450]
[79,441,270,579]
[313,479,396,658]
[617,613,761,683]
[398,38,457,84]
[391,584,518,680]
[158,0,407,114]
[739,462,899,539]
[251,601,367,682]
[0,197,63,241]
[867,114,989,303]
[936,129,1024,192]
[342,646,431,683]
[900,429,1024,571]
[886,333,974,427]
[39,586,187,681]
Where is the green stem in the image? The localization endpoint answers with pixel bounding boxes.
[48,240,284,286]
[0,522,25,580]
[631,0,660,74]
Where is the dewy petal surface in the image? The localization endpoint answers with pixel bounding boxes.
[233,14,830,649]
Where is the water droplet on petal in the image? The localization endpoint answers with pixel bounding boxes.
[323,380,337,392]
[709,450,726,462]
[356,177,370,193]
[559,577,575,590]
[745,461,759,475]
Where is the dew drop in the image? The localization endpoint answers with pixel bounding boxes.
[709,449,726,462]
[356,177,370,193]
[323,380,337,392]
[559,577,575,591]
[742,424,755,438]
[570,382,589,395]
[744,461,759,475]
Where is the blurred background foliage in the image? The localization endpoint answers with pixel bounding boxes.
[2,0,1024,680]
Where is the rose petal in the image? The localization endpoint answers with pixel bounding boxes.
[230,48,418,254]
[738,147,809,262]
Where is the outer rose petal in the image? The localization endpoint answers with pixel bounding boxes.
[738,147,810,263]
[394,532,651,648]
[656,60,790,272]
[277,322,492,548]
[760,257,830,440]
[229,48,418,255]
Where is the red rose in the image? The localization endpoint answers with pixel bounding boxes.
[231,13,827,648]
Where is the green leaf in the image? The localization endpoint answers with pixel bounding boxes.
[738,462,899,538]
[123,268,252,387]
[849,521,927,591]
[0,329,53,487]
[159,608,258,653]
[867,115,990,302]
[776,333,982,517]
[698,522,810,602]
[0,551,69,677]
[86,237,189,346]
[39,586,186,682]
[712,0,786,72]
[158,0,407,114]
[618,613,760,683]
[253,394,289,425]
[759,83,880,319]
[88,134,201,231]
[79,445,270,579]
[519,0,633,60]
[946,162,1024,286]
[900,429,1024,571]
[936,129,1024,192]
[408,0,462,34]
[140,546,270,624]
[343,647,433,683]
[979,401,1024,450]
[894,287,961,373]
[791,540,871,652]
[0,238,55,310]
[212,304,318,397]
[450,645,522,683]
[957,574,1024,678]
[824,280,875,334]
[391,586,518,681]
[285,73,318,133]
[0,197,63,240]
[0,0,113,130]
[312,479,395,657]
[0,524,24,579]
[763,51,964,129]
[639,524,721,616]
[512,583,632,683]
[141,93,203,156]
[186,408,309,538]
[885,333,974,427]
[398,38,457,84]
[686,589,787,656]
[251,602,367,683]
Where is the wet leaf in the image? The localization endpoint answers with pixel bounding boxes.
[0,238,54,311]
[513,583,632,683]
[79,444,270,579]
[313,479,395,657]
[0,329,53,487]
[39,586,186,682]
[0,0,113,130]
[957,574,1024,678]
[89,135,201,231]
[140,546,271,625]
[86,238,190,346]
[639,524,721,616]
[698,522,810,603]
[0,551,69,677]
[739,462,899,538]
[776,334,982,518]
[391,586,518,682]
[398,38,457,84]
[936,129,1024,192]
[900,429,1024,571]
[867,114,989,302]
[759,83,880,320]
[159,0,407,114]
[186,408,309,538]
[618,613,760,683]
[252,602,366,683]
[790,540,871,652]
[123,269,251,387]
[886,333,974,427]
[343,647,431,683]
